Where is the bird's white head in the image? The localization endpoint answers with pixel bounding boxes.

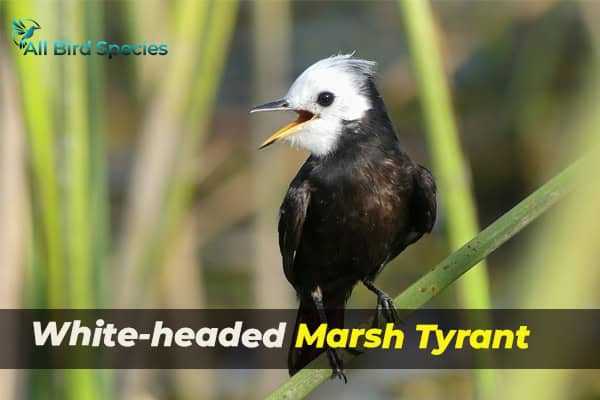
[251,54,377,156]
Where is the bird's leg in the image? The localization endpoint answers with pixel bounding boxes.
[310,287,347,384]
[362,278,401,326]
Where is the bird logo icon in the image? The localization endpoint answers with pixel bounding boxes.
[11,18,41,49]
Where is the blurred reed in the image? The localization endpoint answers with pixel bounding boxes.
[399,0,494,397]
[117,0,237,306]
[251,0,294,396]
[0,34,28,400]
[6,1,102,399]
[500,3,600,398]
[124,0,168,95]
[399,0,491,311]
[5,0,240,397]
[507,1,572,182]
[64,0,92,310]
[116,0,210,306]
[64,2,98,399]
[7,3,62,399]
[7,0,63,309]
[155,9,239,396]
[157,0,239,280]
[85,1,109,310]
[118,0,238,398]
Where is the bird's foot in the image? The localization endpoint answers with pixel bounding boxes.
[326,348,347,383]
[373,292,402,327]
[362,278,402,327]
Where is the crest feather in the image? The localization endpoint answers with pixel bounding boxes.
[308,53,377,79]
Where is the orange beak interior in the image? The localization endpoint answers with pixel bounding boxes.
[259,111,316,149]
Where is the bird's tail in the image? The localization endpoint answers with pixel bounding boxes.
[288,296,345,375]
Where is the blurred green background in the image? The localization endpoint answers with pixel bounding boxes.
[1,0,600,399]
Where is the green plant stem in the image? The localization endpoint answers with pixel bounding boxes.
[65,0,92,309]
[63,3,99,400]
[8,0,64,308]
[150,0,239,273]
[85,0,109,309]
[399,0,493,396]
[399,0,491,309]
[116,0,210,306]
[85,0,112,395]
[265,155,585,400]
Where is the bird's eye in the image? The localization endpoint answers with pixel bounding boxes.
[316,91,335,107]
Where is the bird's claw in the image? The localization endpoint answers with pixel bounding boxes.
[327,348,347,383]
[374,293,402,327]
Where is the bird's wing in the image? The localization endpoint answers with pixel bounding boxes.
[278,180,311,283]
[406,164,437,243]
[12,19,26,35]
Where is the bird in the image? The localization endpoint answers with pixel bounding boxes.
[12,19,41,49]
[250,54,437,382]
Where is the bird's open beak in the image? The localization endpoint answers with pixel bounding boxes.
[250,99,316,149]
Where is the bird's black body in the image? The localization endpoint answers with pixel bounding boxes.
[279,80,437,375]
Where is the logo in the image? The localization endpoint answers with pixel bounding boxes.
[12,18,41,49]
[10,18,168,59]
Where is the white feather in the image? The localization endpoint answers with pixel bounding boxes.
[282,54,377,156]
